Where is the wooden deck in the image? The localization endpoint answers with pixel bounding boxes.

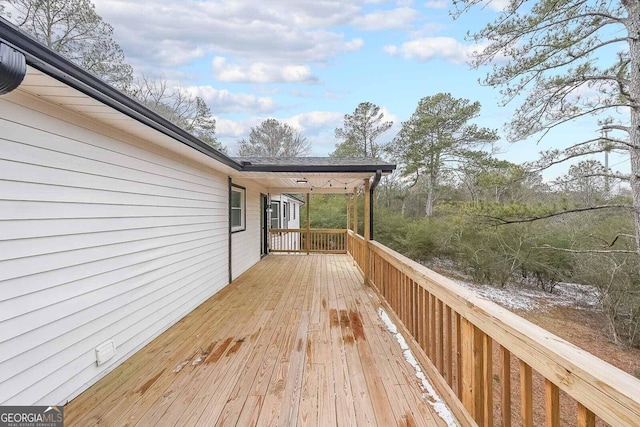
[65,254,450,426]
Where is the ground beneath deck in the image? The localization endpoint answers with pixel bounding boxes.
[65,254,449,426]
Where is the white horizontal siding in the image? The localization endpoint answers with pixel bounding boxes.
[0,91,230,405]
[231,179,266,280]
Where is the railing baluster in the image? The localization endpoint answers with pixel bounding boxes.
[405,274,410,325]
[430,294,436,361]
[578,403,595,427]
[416,280,420,342]
[446,305,453,386]
[520,361,533,427]
[483,334,493,427]
[501,346,511,427]
[422,287,428,352]
[396,267,401,314]
[437,299,444,373]
[456,312,462,398]
[545,379,560,427]
[461,319,484,423]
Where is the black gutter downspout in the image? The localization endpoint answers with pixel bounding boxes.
[0,42,26,94]
[228,176,233,284]
[369,170,382,241]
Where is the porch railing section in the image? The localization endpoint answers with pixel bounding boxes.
[347,230,640,427]
[347,231,366,274]
[269,228,347,254]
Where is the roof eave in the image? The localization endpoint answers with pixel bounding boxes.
[241,164,396,173]
[0,18,242,171]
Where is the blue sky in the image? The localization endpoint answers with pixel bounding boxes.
[89,0,628,180]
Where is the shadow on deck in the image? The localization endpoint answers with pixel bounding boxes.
[64,254,450,426]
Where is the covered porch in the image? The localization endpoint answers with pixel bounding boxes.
[64,254,450,426]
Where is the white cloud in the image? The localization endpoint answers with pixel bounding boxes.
[291,90,312,98]
[352,7,419,31]
[378,106,399,127]
[384,37,484,64]
[252,87,281,95]
[425,0,448,9]
[345,38,365,51]
[283,111,344,135]
[486,0,510,12]
[93,0,365,71]
[185,85,278,114]
[216,118,252,138]
[323,90,345,100]
[211,57,317,84]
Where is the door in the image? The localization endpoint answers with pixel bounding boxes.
[260,194,268,256]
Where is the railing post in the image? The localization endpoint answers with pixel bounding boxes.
[353,188,358,235]
[363,179,370,285]
[461,317,485,424]
[306,193,310,255]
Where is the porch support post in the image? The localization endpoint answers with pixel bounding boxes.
[306,192,310,255]
[353,188,358,235]
[346,195,350,232]
[363,178,371,285]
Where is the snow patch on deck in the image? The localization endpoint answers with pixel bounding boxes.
[378,308,458,427]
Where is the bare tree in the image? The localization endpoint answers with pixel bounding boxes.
[554,160,611,206]
[1,0,132,89]
[130,76,224,152]
[237,118,310,157]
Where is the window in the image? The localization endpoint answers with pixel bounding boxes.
[270,201,280,229]
[231,185,246,232]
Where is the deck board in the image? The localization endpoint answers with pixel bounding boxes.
[65,254,451,426]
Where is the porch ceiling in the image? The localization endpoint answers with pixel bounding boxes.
[233,157,395,194]
[235,171,380,194]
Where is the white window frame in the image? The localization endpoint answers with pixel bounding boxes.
[231,185,246,233]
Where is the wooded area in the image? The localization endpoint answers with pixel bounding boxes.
[308,162,639,349]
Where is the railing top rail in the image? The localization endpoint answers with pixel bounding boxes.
[365,239,640,426]
[270,228,347,233]
[347,230,365,241]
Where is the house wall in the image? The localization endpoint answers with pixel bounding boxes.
[270,195,302,229]
[0,90,233,405]
[287,197,302,229]
[231,178,267,280]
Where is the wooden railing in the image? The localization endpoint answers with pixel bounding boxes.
[347,231,366,272]
[347,230,640,427]
[269,228,347,254]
